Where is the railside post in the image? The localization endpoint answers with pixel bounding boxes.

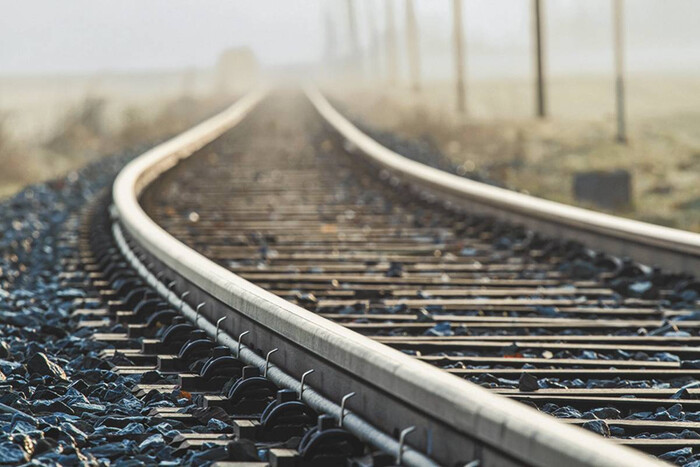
[405,0,421,93]
[346,0,360,77]
[452,0,467,114]
[323,5,337,77]
[533,0,547,118]
[613,0,627,143]
[367,0,382,82]
[385,0,398,86]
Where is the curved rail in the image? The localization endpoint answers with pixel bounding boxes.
[112,88,664,467]
[306,86,700,275]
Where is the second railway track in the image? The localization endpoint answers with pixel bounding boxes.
[102,87,700,466]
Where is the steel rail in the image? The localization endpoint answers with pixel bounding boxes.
[111,221,437,467]
[305,86,700,275]
[112,87,664,466]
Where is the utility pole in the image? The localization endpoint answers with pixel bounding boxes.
[385,0,398,86]
[321,5,336,82]
[532,0,547,118]
[323,5,336,64]
[452,0,466,114]
[367,0,381,82]
[613,0,627,143]
[405,0,421,93]
[346,0,359,76]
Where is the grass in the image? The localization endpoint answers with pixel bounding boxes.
[0,71,230,199]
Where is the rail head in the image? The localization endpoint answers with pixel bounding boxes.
[305,85,700,274]
[112,87,665,467]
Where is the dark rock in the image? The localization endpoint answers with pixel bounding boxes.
[31,399,74,415]
[92,425,120,437]
[116,396,143,414]
[9,413,36,434]
[0,342,10,359]
[610,426,625,436]
[32,388,62,400]
[33,438,57,455]
[659,447,692,462]
[668,404,685,419]
[96,416,151,429]
[115,457,158,467]
[628,411,653,420]
[655,352,680,362]
[43,426,75,447]
[9,411,37,428]
[85,440,137,459]
[183,444,230,465]
[138,434,165,452]
[74,369,119,384]
[39,324,68,339]
[56,288,85,299]
[0,360,21,375]
[148,422,180,440]
[0,441,29,464]
[59,422,88,445]
[69,379,89,395]
[189,406,232,426]
[0,311,33,328]
[582,419,610,437]
[141,370,166,384]
[518,373,539,392]
[424,322,453,337]
[651,410,674,421]
[35,413,77,427]
[26,352,67,380]
[107,352,134,367]
[117,422,146,436]
[104,385,132,402]
[58,387,90,406]
[226,439,260,461]
[69,355,110,371]
[71,402,106,414]
[587,407,621,419]
[206,418,230,431]
[552,406,582,419]
[562,259,598,279]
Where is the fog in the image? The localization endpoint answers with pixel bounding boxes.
[0,0,325,73]
[2,0,700,77]
[334,0,700,80]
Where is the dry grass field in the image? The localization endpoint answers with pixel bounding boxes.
[0,70,225,198]
[329,74,700,232]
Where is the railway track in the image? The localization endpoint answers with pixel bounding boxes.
[80,194,399,466]
[85,86,700,466]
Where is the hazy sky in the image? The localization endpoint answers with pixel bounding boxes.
[2,0,699,76]
[0,0,325,73]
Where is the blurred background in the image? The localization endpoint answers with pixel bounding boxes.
[1,0,699,230]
